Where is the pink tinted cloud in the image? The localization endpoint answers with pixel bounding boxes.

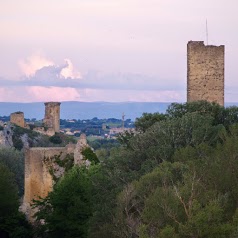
[0,87,184,103]
[0,86,80,102]
[18,53,54,77]
[60,59,81,79]
[26,86,80,101]
[0,87,30,102]
[18,54,81,80]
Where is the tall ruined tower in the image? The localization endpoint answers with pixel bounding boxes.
[44,102,61,133]
[10,111,25,127]
[187,41,224,106]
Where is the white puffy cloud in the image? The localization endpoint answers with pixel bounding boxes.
[60,59,81,79]
[18,53,54,77]
[18,54,81,80]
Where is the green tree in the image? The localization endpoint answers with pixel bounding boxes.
[81,147,99,164]
[0,163,19,217]
[0,148,24,196]
[34,166,93,238]
[135,112,167,132]
[0,163,32,237]
[49,134,62,144]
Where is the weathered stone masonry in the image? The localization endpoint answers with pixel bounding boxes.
[22,147,70,221]
[22,134,89,221]
[187,41,224,106]
[44,102,61,133]
[10,112,25,127]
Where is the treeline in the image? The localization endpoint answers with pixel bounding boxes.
[32,101,238,238]
[2,101,238,237]
[0,148,32,237]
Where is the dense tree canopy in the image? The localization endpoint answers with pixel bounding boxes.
[0,163,32,237]
[33,101,238,237]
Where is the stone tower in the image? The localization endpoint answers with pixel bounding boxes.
[43,102,61,132]
[10,111,25,127]
[187,41,224,106]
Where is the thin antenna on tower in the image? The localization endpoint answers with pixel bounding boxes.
[206,19,209,45]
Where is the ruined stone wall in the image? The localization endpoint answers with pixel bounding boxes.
[33,127,55,136]
[74,134,89,165]
[44,102,61,133]
[10,112,25,127]
[22,146,74,221]
[187,41,224,106]
[0,123,13,147]
[22,135,90,222]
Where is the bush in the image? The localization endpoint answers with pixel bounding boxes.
[49,134,62,144]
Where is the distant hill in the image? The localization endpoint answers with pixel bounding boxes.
[0,102,170,120]
[0,101,237,121]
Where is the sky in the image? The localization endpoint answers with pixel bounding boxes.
[1,0,238,103]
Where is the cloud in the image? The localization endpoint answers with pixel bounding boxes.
[26,86,80,101]
[18,53,54,77]
[19,53,81,80]
[14,54,82,88]
[0,86,80,102]
[0,68,184,91]
[60,59,81,79]
[0,85,184,103]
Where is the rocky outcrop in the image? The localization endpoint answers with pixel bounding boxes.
[74,133,89,165]
[0,123,13,147]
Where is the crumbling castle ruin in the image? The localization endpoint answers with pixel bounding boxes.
[21,134,90,222]
[187,41,225,106]
[43,102,61,133]
[22,145,74,221]
[10,111,26,128]
[32,102,61,136]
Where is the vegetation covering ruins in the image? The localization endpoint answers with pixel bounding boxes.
[2,101,238,237]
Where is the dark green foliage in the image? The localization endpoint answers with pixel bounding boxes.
[117,130,135,148]
[0,125,4,131]
[0,148,24,196]
[33,102,238,238]
[0,163,19,216]
[0,163,32,237]
[33,166,93,238]
[0,212,33,238]
[12,126,76,149]
[167,101,238,129]
[12,125,41,150]
[49,134,62,144]
[28,124,36,130]
[12,135,24,150]
[114,131,238,237]
[81,147,99,164]
[13,125,38,140]
[89,138,120,161]
[49,133,76,146]
[135,112,167,132]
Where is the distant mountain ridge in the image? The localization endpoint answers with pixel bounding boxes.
[0,101,237,121]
